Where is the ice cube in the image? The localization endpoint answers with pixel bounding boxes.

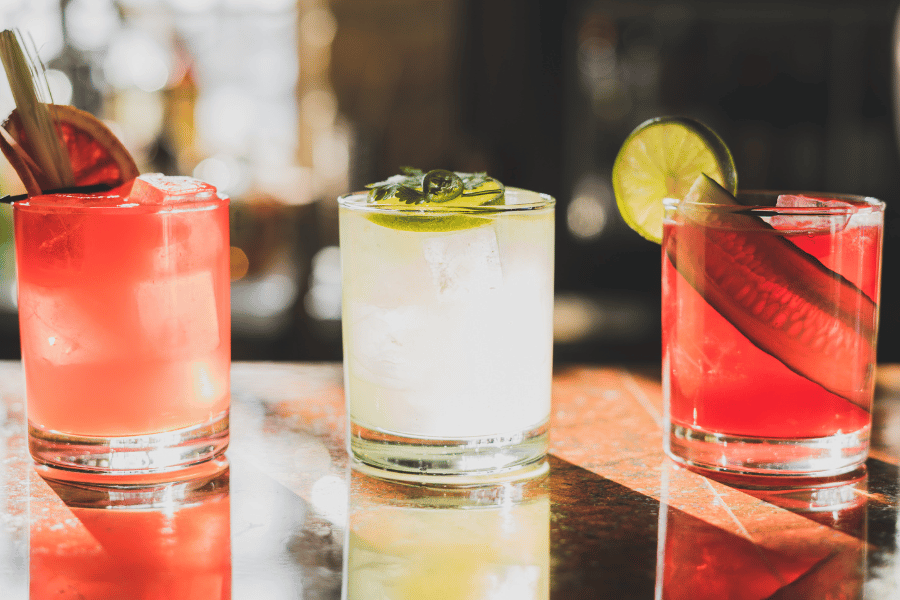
[135,271,220,356]
[150,209,225,272]
[771,194,852,232]
[129,173,219,205]
[421,227,502,301]
[19,287,120,365]
[348,303,427,389]
[775,194,853,209]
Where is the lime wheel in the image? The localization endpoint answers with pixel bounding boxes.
[612,116,736,243]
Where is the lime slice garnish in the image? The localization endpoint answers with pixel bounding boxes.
[366,213,493,232]
[364,169,505,232]
[612,116,737,243]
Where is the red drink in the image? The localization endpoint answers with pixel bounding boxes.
[663,192,883,475]
[15,175,231,474]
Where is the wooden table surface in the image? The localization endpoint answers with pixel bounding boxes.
[2,360,899,599]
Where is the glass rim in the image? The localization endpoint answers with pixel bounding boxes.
[664,190,885,215]
[13,193,229,214]
[338,186,555,215]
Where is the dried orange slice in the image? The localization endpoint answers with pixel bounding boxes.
[0,103,139,196]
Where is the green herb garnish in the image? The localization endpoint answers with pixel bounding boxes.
[366,167,500,205]
[0,29,74,190]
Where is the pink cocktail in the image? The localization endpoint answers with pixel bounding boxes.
[663,192,883,475]
[15,174,231,474]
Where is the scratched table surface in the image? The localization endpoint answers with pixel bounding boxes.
[1,360,899,599]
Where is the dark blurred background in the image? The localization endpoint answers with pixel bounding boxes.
[1,0,899,364]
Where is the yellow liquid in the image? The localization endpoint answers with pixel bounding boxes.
[340,203,554,439]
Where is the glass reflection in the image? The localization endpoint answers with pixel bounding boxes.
[656,462,867,600]
[30,459,231,599]
[344,468,550,600]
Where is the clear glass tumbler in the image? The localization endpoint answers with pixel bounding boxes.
[663,191,884,476]
[15,176,231,476]
[338,187,555,477]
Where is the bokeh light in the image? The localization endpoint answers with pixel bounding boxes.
[566,174,612,241]
[43,69,72,105]
[104,30,171,92]
[166,0,220,14]
[193,154,250,197]
[196,86,256,155]
[305,246,341,321]
[300,89,337,129]
[300,8,337,48]
[65,0,119,52]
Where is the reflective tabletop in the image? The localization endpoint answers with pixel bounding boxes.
[2,361,899,599]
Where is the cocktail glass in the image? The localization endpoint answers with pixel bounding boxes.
[15,174,231,475]
[338,186,555,476]
[663,191,884,476]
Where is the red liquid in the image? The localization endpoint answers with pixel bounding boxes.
[15,195,231,437]
[663,200,882,439]
[30,484,231,599]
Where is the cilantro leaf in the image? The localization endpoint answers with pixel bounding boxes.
[395,186,424,204]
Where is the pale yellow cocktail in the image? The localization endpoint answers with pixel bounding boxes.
[338,169,554,476]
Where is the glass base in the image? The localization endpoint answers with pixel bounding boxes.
[29,411,229,477]
[666,422,869,477]
[349,420,548,478]
[38,456,230,502]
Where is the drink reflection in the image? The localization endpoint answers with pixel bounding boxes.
[656,461,867,600]
[344,467,550,600]
[30,459,231,599]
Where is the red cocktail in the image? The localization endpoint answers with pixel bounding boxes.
[16,174,231,474]
[663,191,883,475]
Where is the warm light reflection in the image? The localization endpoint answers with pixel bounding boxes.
[31,462,231,599]
[230,246,249,281]
[300,7,337,48]
[311,474,347,526]
[345,471,550,600]
[301,89,337,129]
[656,462,867,599]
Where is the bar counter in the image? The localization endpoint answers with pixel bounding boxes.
[2,360,899,598]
